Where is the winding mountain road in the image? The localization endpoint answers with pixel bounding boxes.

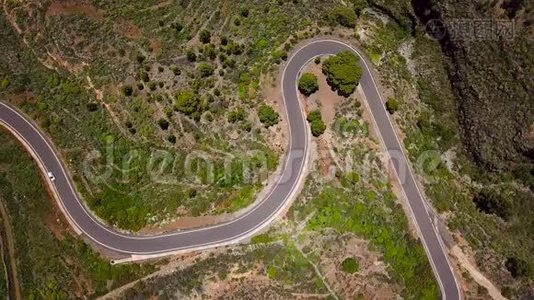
[0,39,460,299]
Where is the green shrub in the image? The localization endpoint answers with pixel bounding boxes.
[174,90,200,116]
[352,0,368,16]
[203,44,217,60]
[307,110,326,136]
[157,118,169,130]
[258,105,280,127]
[199,29,211,44]
[186,49,197,62]
[298,73,319,96]
[322,51,362,96]
[341,257,359,273]
[197,63,214,77]
[122,85,133,96]
[228,107,246,123]
[386,98,400,114]
[505,257,529,278]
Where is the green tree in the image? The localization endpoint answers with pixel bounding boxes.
[174,90,200,116]
[199,29,211,44]
[386,98,400,114]
[307,110,326,136]
[330,6,357,28]
[258,105,280,127]
[341,257,359,273]
[298,73,319,96]
[197,63,214,77]
[322,51,362,96]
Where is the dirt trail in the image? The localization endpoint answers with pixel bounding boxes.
[0,198,22,300]
[451,246,505,300]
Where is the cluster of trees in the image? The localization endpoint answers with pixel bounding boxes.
[328,1,367,27]
[307,110,326,137]
[298,73,319,96]
[322,51,362,96]
[257,105,279,128]
[329,6,357,28]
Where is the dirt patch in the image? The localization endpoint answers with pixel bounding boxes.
[0,198,22,300]
[6,91,36,107]
[139,214,230,235]
[44,213,66,241]
[46,1,104,21]
[261,73,287,154]
[117,19,142,39]
[45,48,87,74]
[150,39,162,56]
[451,237,505,300]
[316,138,333,177]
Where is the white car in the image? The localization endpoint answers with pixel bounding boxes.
[47,171,55,181]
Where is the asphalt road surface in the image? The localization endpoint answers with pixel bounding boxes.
[0,39,460,299]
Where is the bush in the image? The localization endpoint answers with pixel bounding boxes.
[157,118,169,130]
[505,257,529,278]
[298,73,319,96]
[473,189,512,220]
[307,110,326,136]
[341,257,359,274]
[86,102,99,112]
[329,6,357,28]
[228,107,246,123]
[139,70,150,82]
[170,65,181,76]
[386,98,400,114]
[322,51,362,96]
[199,29,211,44]
[197,63,214,77]
[203,44,217,60]
[167,134,176,144]
[174,90,200,116]
[186,49,197,62]
[122,85,133,96]
[0,77,9,90]
[352,0,368,16]
[258,105,280,127]
[171,22,183,32]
